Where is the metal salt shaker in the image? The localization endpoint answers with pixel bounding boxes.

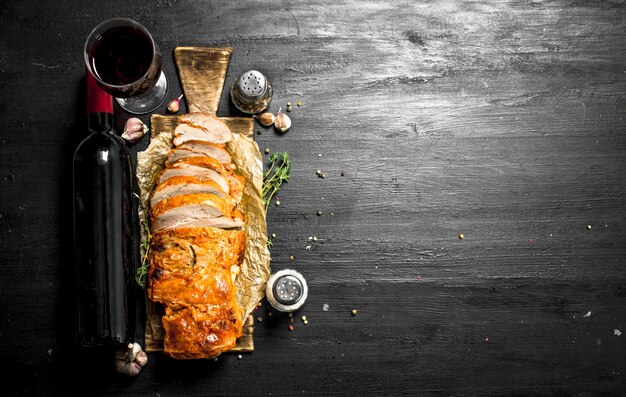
[266,269,308,312]
[230,70,273,114]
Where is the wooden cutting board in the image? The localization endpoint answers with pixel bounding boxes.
[146,46,255,354]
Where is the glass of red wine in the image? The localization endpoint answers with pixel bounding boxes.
[84,18,167,114]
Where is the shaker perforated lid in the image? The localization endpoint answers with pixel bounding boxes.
[266,269,308,312]
[236,70,267,99]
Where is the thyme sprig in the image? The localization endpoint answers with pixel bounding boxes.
[135,220,151,288]
[263,152,291,212]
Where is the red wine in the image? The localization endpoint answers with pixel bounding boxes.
[73,71,136,346]
[89,26,161,97]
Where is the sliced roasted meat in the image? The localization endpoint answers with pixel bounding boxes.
[150,270,234,309]
[153,214,244,233]
[148,113,247,360]
[151,193,232,219]
[174,119,231,146]
[150,177,227,207]
[175,141,232,164]
[168,156,225,174]
[152,211,244,231]
[149,227,246,307]
[149,227,246,273]
[157,165,230,194]
[179,113,232,141]
[224,173,244,203]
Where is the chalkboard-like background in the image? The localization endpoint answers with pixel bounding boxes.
[1,1,625,395]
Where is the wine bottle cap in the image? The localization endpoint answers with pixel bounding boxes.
[266,269,308,312]
[86,70,113,114]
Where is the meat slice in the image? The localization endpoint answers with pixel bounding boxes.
[157,165,230,194]
[150,176,227,207]
[151,193,232,219]
[158,160,244,204]
[175,141,232,164]
[168,156,225,175]
[179,113,232,141]
[149,227,246,274]
[174,118,232,146]
[223,173,244,203]
[153,215,244,232]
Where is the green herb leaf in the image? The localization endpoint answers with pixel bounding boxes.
[262,151,291,213]
[135,220,151,288]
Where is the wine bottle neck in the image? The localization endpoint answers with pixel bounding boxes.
[87,112,114,133]
[86,69,115,134]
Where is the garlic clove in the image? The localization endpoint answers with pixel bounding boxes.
[121,118,148,144]
[253,112,275,127]
[134,350,148,367]
[115,359,143,377]
[274,108,291,133]
[115,343,148,376]
[167,94,184,113]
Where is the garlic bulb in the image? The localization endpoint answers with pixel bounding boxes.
[115,343,148,377]
[121,118,148,144]
[167,94,184,113]
[274,108,291,133]
[254,112,275,127]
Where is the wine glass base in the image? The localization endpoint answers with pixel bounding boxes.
[116,71,168,115]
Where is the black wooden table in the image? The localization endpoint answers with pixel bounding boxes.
[1,0,625,395]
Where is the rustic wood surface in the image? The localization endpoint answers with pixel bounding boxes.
[1,0,625,395]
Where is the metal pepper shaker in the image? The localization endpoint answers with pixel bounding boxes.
[230,70,273,114]
[266,269,308,312]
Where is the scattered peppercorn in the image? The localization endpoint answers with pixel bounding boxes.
[238,354,242,359]
[289,255,295,260]
[271,233,277,238]
[264,148,270,154]
[459,233,465,239]
[288,325,294,331]
[587,225,592,230]
[316,169,322,176]
[303,320,308,325]
[297,101,302,107]
[288,313,293,318]
[341,171,345,176]
[257,317,263,323]
[351,309,357,316]
[275,200,281,206]
[257,130,262,135]
[286,103,292,112]
[268,312,273,317]
[317,211,322,216]
[301,316,307,321]
[313,236,318,242]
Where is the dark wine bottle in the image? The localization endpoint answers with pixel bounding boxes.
[73,71,136,346]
